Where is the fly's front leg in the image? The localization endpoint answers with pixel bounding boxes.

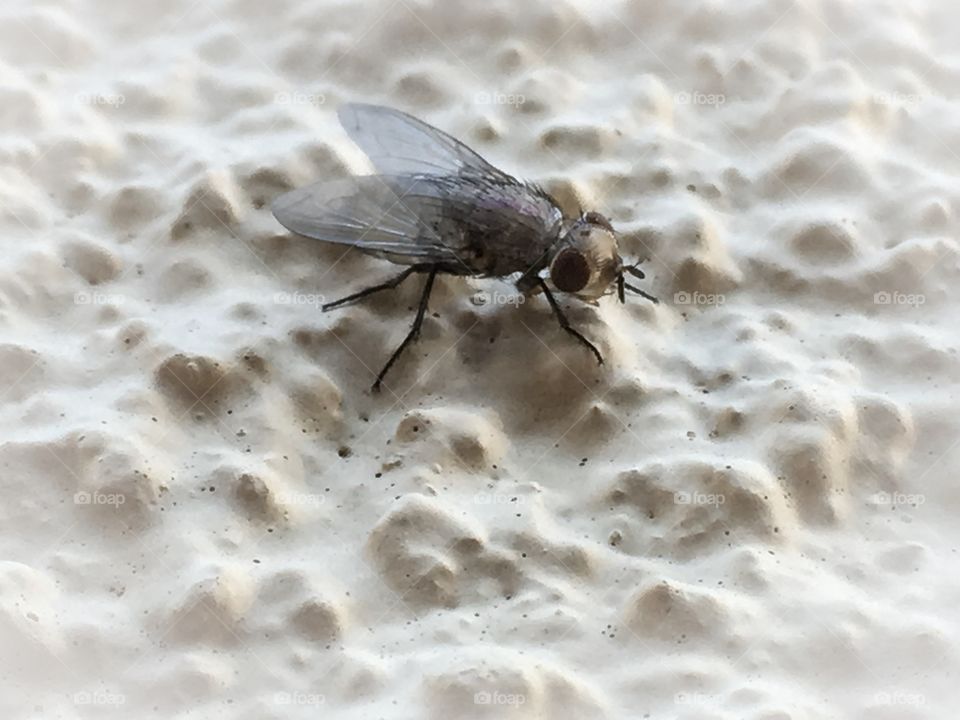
[515,269,544,298]
[537,277,603,365]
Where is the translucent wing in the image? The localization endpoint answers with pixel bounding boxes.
[271,174,463,265]
[338,103,515,180]
[272,173,563,276]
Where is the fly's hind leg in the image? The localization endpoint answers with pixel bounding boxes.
[322,264,429,311]
[537,277,603,365]
[372,266,438,393]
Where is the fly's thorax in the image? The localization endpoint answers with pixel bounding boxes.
[548,213,622,301]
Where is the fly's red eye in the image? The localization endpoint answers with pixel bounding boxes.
[551,248,591,293]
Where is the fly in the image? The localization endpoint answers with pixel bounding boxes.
[271,103,658,391]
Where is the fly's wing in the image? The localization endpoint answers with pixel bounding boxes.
[272,173,562,275]
[338,103,516,181]
[271,175,463,266]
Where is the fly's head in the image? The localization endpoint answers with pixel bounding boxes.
[548,211,656,305]
[549,211,623,302]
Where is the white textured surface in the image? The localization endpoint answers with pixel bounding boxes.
[1,0,958,718]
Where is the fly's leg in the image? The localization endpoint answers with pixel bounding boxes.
[516,266,545,297]
[623,282,659,305]
[322,264,429,312]
[537,277,603,365]
[373,266,438,392]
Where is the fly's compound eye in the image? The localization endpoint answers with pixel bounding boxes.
[551,247,591,293]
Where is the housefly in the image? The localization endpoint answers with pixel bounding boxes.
[271,103,657,391]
